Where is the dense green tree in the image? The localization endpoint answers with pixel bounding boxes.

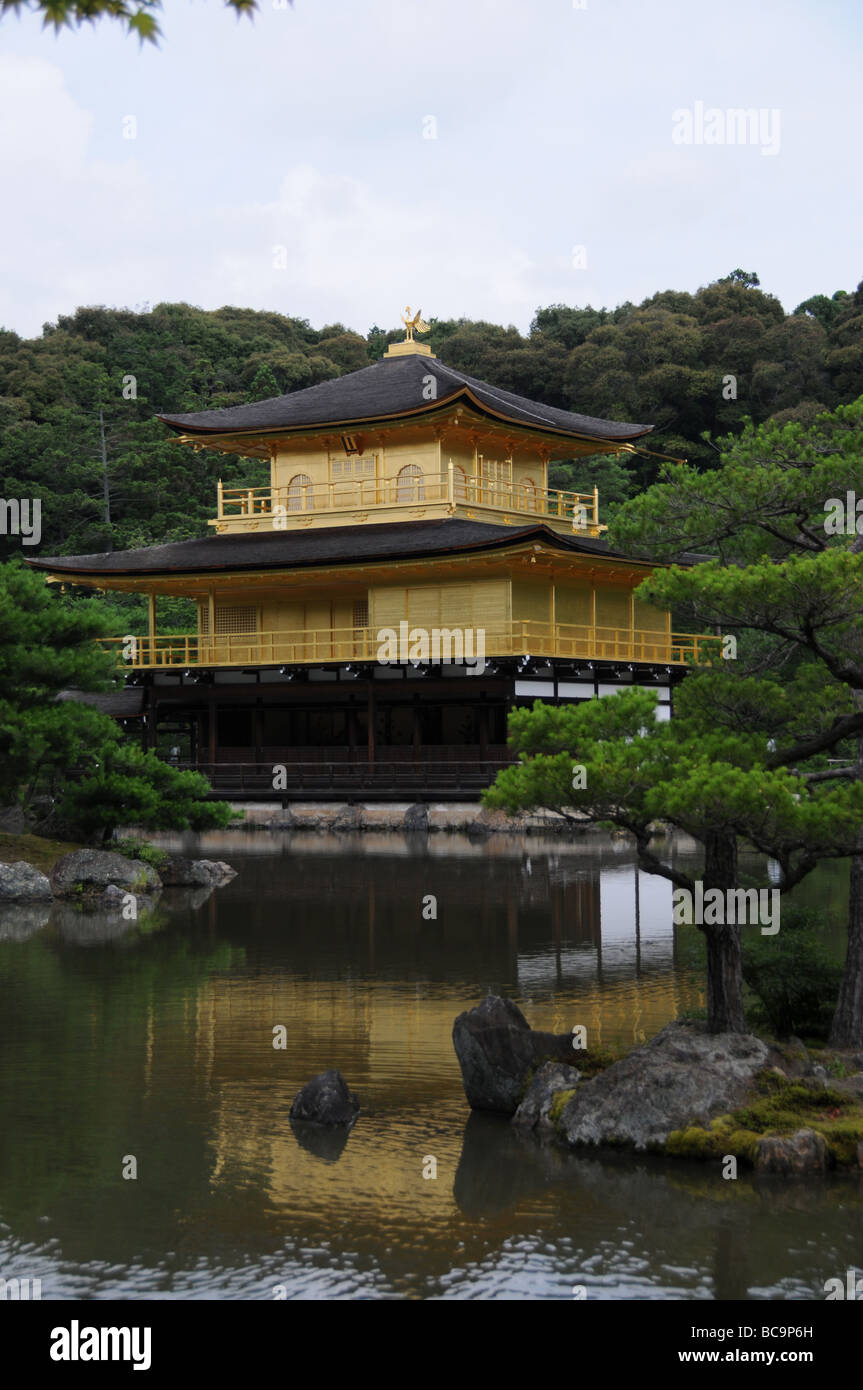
[0,564,231,839]
[484,684,863,1033]
[245,364,281,403]
[59,743,233,842]
[487,398,863,1036]
[609,398,863,1044]
[718,269,761,288]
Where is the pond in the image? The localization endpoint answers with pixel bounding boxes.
[0,829,858,1300]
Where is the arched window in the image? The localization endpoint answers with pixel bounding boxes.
[396,463,425,502]
[287,473,312,512]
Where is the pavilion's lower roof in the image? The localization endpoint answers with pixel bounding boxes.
[30,518,634,580]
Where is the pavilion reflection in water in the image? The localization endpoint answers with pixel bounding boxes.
[151,846,704,1215]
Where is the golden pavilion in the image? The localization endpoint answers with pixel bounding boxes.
[29,313,706,799]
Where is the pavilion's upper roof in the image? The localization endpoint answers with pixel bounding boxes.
[158,352,653,445]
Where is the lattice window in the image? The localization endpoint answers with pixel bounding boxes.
[287,473,313,511]
[396,463,425,501]
[480,457,513,490]
[331,455,376,479]
[353,598,369,629]
[200,605,258,635]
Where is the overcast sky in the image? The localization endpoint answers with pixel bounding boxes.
[1,0,860,340]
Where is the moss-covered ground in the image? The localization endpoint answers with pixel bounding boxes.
[665,1065,863,1168]
[0,831,86,875]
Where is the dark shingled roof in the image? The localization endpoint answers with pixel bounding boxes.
[158,353,653,443]
[29,519,639,580]
[58,688,145,717]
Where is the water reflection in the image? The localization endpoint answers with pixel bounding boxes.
[0,830,854,1299]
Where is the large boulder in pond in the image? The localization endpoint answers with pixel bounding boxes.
[50,849,160,898]
[557,1021,769,1152]
[289,1070,360,1126]
[452,995,576,1115]
[0,861,53,901]
[159,856,237,888]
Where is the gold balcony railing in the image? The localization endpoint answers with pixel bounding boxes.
[214,471,601,529]
[101,623,718,670]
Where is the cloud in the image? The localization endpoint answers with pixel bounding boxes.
[1,0,861,340]
[0,55,152,333]
[0,58,555,337]
[211,164,545,332]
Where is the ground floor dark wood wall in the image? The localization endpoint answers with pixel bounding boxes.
[125,658,682,799]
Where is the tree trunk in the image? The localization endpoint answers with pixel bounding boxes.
[830,835,863,1047]
[830,725,863,1048]
[99,407,112,552]
[700,829,746,1034]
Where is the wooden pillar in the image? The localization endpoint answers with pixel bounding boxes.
[347,702,358,760]
[144,690,157,753]
[412,697,421,763]
[207,589,215,664]
[367,681,375,768]
[147,592,156,666]
[208,690,217,766]
[479,700,489,763]
[628,586,635,659]
[254,698,263,766]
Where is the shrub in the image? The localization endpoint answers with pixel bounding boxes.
[742,907,843,1039]
[113,838,169,871]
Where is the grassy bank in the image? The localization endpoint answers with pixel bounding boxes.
[0,831,89,875]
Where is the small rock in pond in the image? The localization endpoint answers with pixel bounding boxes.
[159,857,236,887]
[0,861,53,902]
[289,1070,360,1126]
[755,1127,829,1175]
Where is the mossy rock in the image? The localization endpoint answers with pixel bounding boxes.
[548,1088,578,1128]
[666,1072,863,1169]
[666,1117,760,1165]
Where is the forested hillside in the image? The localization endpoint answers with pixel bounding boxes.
[1,270,860,563]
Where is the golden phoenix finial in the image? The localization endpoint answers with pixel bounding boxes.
[400,305,430,342]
